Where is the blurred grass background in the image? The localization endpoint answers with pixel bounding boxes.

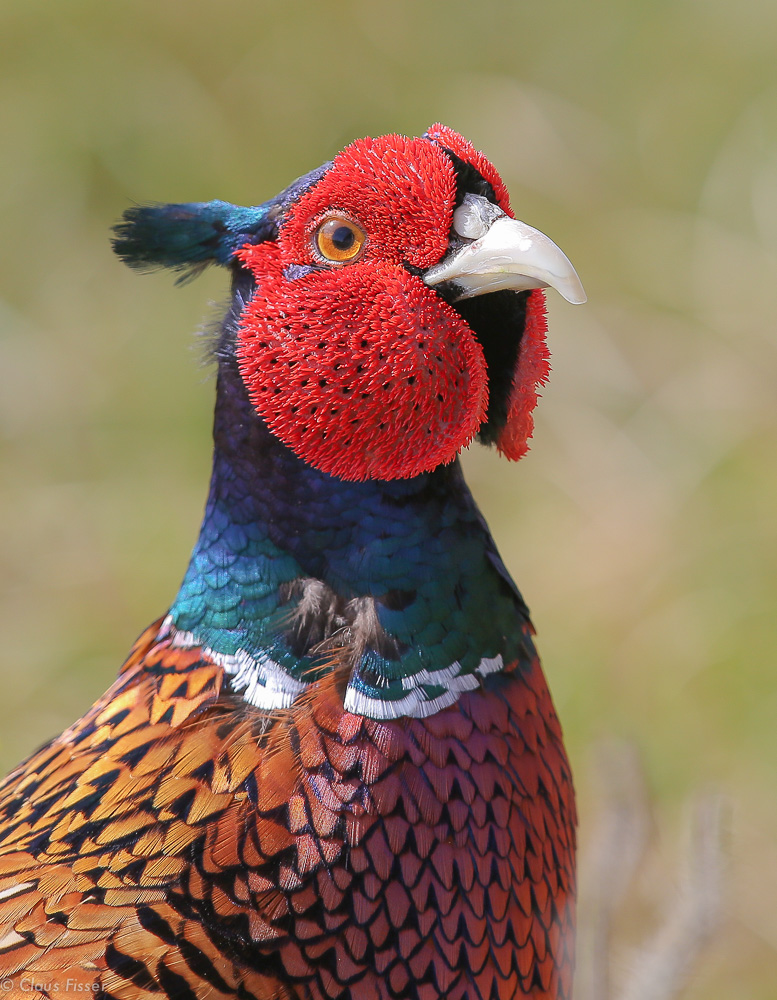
[1,0,775,995]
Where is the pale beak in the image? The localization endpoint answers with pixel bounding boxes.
[424,193,586,305]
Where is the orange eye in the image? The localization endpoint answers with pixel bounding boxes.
[314,216,367,263]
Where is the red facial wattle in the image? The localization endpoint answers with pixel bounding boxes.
[235,127,559,481]
[497,288,550,461]
[236,245,488,481]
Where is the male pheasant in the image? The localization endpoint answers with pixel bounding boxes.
[0,125,585,999]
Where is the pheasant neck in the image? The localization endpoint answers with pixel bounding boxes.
[167,356,531,718]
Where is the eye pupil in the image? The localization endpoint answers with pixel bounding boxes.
[331,226,355,251]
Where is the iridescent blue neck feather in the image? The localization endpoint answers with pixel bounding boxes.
[168,296,534,719]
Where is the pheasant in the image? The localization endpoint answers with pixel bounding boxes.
[0,125,585,1000]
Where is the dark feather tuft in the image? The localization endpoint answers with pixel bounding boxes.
[111,162,334,284]
[111,200,276,282]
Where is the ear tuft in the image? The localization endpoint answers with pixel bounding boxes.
[112,200,275,282]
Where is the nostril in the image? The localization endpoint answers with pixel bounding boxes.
[452,193,505,240]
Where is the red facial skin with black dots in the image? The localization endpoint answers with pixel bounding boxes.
[236,130,549,481]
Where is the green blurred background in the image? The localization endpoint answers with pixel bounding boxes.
[1,0,775,995]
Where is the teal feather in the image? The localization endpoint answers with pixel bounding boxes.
[111,200,273,280]
[111,162,333,281]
